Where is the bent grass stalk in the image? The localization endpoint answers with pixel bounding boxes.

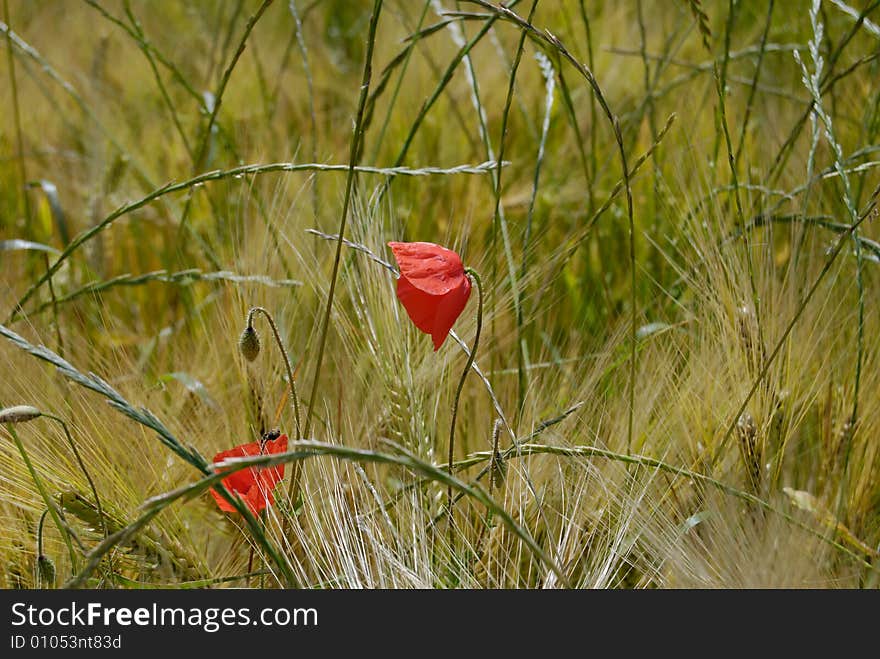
[449,443,876,567]
[6,160,501,325]
[21,269,302,323]
[427,398,876,568]
[65,440,570,589]
[71,430,877,590]
[447,268,483,544]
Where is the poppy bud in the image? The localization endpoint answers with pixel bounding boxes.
[37,555,56,586]
[239,325,261,362]
[0,405,42,424]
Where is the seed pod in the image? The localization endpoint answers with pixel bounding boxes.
[239,325,261,362]
[0,405,42,424]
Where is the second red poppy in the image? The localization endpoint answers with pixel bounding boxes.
[209,433,288,516]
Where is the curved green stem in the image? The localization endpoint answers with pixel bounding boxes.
[246,306,304,547]
[246,307,302,440]
[447,268,483,542]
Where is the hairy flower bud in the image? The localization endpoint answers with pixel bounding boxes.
[239,325,261,362]
[0,405,42,424]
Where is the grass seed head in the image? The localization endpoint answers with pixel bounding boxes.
[489,418,506,490]
[0,405,42,424]
[736,412,761,491]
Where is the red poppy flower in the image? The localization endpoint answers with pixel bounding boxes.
[388,241,471,350]
[209,433,288,515]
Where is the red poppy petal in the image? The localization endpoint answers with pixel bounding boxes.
[214,458,257,495]
[388,242,466,295]
[430,277,471,350]
[209,486,239,513]
[257,459,284,491]
[212,441,262,494]
[244,481,274,514]
[265,434,289,455]
[213,440,262,463]
[227,469,259,496]
[209,435,289,514]
[396,276,439,336]
[212,446,245,464]
[263,433,288,482]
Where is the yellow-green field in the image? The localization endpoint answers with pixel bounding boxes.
[1,0,878,588]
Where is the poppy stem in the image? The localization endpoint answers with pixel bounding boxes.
[245,307,305,542]
[447,268,483,548]
[246,307,302,441]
